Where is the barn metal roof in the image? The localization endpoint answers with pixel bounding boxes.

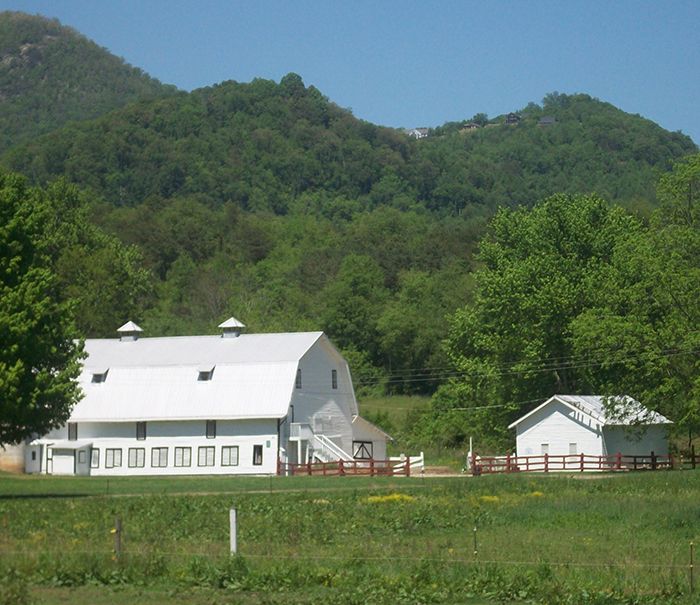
[71,332,325,422]
[508,395,672,429]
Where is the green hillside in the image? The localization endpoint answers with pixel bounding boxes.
[2,75,695,218]
[0,11,173,153]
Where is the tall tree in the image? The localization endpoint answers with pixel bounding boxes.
[0,173,83,445]
[434,194,641,447]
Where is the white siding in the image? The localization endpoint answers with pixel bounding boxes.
[603,425,669,456]
[516,400,604,457]
[289,338,358,456]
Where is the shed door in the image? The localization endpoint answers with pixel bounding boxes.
[52,449,76,475]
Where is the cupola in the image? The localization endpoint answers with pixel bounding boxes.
[219,317,246,338]
[117,321,143,342]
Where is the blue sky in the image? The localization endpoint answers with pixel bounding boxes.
[5,1,700,144]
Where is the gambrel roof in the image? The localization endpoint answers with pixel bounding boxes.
[71,330,336,423]
[508,395,672,430]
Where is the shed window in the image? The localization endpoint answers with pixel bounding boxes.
[253,445,263,465]
[68,423,78,441]
[151,447,168,467]
[128,448,145,467]
[91,449,100,468]
[198,446,215,467]
[569,443,577,455]
[295,369,302,389]
[136,422,146,440]
[206,420,216,439]
[175,447,192,467]
[541,444,549,455]
[222,446,239,466]
[105,448,122,468]
[332,369,337,389]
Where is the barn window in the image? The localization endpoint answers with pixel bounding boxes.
[353,441,373,460]
[91,369,108,383]
[569,443,577,455]
[198,365,215,381]
[31,451,36,461]
[136,422,147,440]
[68,423,77,441]
[332,369,337,389]
[296,369,302,389]
[253,445,263,465]
[105,448,122,468]
[222,446,239,466]
[151,447,168,467]
[175,447,192,467]
[128,448,145,467]
[541,444,549,455]
[198,446,215,467]
[91,449,100,468]
[206,420,217,439]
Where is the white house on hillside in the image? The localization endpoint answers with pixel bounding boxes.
[26,319,390,476]
[509,395,671,458]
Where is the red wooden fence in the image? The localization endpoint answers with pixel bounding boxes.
[472,448,698,475]
[277,458,411,477]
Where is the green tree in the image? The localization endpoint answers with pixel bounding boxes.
[434,194,641,447]
[0,173,83,445]
[571,154,700,442]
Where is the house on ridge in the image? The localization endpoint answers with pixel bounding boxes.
[508,395,671,459]
[26,319,391,476]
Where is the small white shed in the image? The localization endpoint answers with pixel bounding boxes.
[509,395,671,458]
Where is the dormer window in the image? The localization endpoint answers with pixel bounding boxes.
[91,369,109,383]
[198,364,215,381]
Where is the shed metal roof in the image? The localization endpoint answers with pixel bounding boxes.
[508,395,672,429]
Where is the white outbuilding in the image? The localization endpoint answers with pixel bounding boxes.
[26,319,391,476]
[508,395,672,458]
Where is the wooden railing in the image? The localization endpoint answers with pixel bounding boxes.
[277,457,412,477]
[471,449,699,475]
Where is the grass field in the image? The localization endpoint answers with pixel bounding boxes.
[1,470,700,604]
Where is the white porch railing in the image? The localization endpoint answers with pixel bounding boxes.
[312,434,353,463]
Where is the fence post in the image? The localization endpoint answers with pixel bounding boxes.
[406,456,411,477]
[651,451,657,471]
[338,459,344,476]
[580,452,584,472]
[616,452,622,470]
[276,456,281,476]
[113,517,122,561]
[370,458,375,477]
[544,453,548,473]
[506,451,511,473]
[691,542,694,596]
[693,444,697,470]
[230,508,237,554]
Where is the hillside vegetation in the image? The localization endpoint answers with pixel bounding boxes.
[1,14,699,452]
[0,11,173,153]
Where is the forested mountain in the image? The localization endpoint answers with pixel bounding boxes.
[2,75,695,219]
[0,12,173,153]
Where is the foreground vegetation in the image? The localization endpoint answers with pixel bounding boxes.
[1,471,700,604]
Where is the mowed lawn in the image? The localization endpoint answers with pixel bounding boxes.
[1,470,700,604]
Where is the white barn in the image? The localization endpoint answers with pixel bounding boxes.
[509,395,671,458]
[26,319,390,476]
